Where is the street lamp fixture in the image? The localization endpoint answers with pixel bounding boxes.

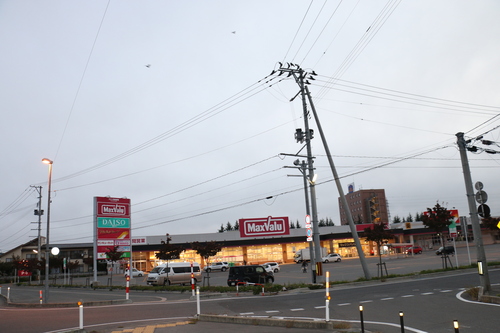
[42,158,53,303]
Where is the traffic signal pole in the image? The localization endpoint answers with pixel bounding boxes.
[456,132,491,293]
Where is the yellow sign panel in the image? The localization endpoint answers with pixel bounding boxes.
[497,221,500,229]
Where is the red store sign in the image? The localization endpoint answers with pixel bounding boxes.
[239,216,290,238]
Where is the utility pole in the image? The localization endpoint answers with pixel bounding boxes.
[285,159,317,283]
[456,132,491,293]
[272,63,371,279]
[305,85,371,280]
[30,185,43,282]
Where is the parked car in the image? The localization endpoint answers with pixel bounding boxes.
[263,262,280,273]
[146,262,201,286]
[435,246,455,255]
[204,262,229,272]
[406,246,423,254]
[227,265,274,286]
[322,253,342,263]
[124,268,144,277]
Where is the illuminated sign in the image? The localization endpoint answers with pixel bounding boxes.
[239,216,289,238]
[94,197,131,259]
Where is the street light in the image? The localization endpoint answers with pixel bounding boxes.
[42,158,53,303]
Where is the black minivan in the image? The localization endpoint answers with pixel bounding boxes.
[435,246,455,255]
[227,265,274,286]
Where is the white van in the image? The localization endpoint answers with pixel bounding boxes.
[146,262,201,286]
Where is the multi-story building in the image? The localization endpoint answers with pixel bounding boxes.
[339,188,389,225]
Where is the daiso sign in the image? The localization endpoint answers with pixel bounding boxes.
[239,216,290,238]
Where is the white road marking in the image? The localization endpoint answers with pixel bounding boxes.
[381,297,394,301]
[402,294,414,298]
[240,312,254,315]
[290,308,304,311]
[421,292,434,295]
[265,310,279,313]
[314,306,326,309]
[360,300,373,303]
[338,303,351,306]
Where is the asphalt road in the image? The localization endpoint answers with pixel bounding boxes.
[1,244,499,333]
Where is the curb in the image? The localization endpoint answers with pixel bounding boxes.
[198,314,366,332]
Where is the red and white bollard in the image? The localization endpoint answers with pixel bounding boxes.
[125,275,130,300]
[191,262,195,297]
[39,290,43,304]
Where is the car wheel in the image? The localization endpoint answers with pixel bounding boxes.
[221,267,227,272]
[206,268,211,273]
[336,258,341,262]
[274,268,279,273]
[163,279,171,286]
[266,277,274,284]
[418,251,422,254]
[138,273,143,277]
[324,259,329,263]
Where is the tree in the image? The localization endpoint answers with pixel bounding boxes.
[415,212,423,221]
[155,234,183,261]
[481,216,500,239]
[421,202,453,247]
[363,224,393,278]
[105,246,124,289]
[318,218,326,227]
[218,224,225,233]
[234,220,239,231]
[290,221,295,229]
[392,215,402,223]
[191,241,222,286]
[295,220,301,228]
[225,221,233,231]
[406,213,413,222]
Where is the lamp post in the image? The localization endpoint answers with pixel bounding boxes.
[42,158,53,303]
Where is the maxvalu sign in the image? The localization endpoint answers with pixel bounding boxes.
[239,216,290,238]
[94,196,131,259]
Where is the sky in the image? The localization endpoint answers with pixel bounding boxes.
[1,1,500,252]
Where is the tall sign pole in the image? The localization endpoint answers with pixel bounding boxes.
[94,197,132,285]
[456,132,491,293]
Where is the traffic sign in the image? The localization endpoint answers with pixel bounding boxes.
[475,190,488,204]
[477,204,490,218]
[497,221,500,229]
[475,181,483,191]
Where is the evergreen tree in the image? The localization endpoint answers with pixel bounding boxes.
[295,220,301,228]
[290,221,295,229]
[318,218,326,227]
[218,224,225,233]
[407,213,413,222]
[225,221,233,231]
[234,220,239,230]
[421,202,453,246]
[392,215,401,223]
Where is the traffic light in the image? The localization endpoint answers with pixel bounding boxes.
[369,196,380,223]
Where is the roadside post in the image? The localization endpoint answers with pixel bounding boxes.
[196,286,200,317]
[453,320,460,332]
[325,271,330,322]
[78,301,83,330]
[399,311,405,333]
[359,305,365,333]
[125,274,130,300]
[191,262,195,297]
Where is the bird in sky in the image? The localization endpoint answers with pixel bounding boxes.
[145,64,151,68]
[231,31,236,34]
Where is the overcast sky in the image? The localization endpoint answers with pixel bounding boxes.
[1,1,500,252]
